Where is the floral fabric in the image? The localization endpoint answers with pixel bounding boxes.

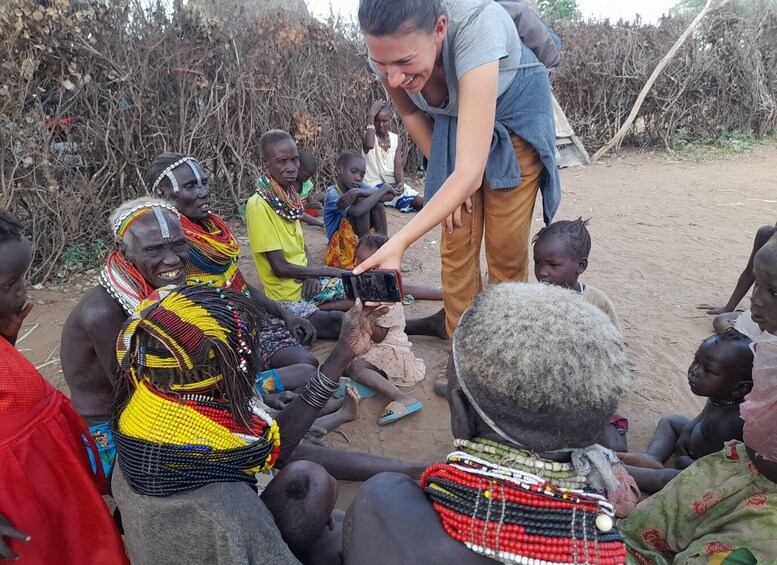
[621,441,777,564]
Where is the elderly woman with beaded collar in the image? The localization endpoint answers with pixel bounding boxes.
[343,283,639,565]
[111,284,390,564]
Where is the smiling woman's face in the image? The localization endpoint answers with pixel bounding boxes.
[365,17,446,93]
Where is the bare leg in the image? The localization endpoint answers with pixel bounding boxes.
[283,440,429,481]
[312,385,360,433]
[347,209,371,237]
[318,300,355,312]
[406,308,448,339]
[269,345,318,369]
[369,205,388,236]
[404,284,443,301]
[624,465,681,494]
[347,359,417,407]
[270,363,317,391]
[308,310,343,340]
[618,413,690,468]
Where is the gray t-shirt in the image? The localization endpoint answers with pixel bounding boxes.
[369,0,522,116]
[113,464,301,565]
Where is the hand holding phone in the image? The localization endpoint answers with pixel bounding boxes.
[341,270,404,302]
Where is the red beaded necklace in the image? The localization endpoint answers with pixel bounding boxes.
[420,453,626,564]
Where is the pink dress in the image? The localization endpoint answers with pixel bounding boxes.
[359,303,426,386]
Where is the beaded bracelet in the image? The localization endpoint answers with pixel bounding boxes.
[299,365,339,409]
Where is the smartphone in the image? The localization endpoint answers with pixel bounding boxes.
[341,270,404,302]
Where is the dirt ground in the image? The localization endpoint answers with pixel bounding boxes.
[19,145,777,508]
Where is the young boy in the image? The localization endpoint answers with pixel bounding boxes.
[323,150,396,269]
[532,217,621,330]
[619,328,754,493]
[361,100,423,212]
[0,211,127,563]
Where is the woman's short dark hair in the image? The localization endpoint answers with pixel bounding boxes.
[358,0,443,36]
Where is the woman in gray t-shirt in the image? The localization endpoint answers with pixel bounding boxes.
[354,0,560,343]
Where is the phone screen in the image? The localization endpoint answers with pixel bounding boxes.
[341,271,402,302]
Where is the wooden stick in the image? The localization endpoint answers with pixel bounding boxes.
[592,0,731,162]
[15,323,39,344]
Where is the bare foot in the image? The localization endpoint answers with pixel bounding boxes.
[617,452,665,469]
[321,397,344,416]
[339,385,361,422]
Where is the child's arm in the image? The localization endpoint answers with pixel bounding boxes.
[698,224,775,314]
[675,412,704,457]
[346,186,395,216]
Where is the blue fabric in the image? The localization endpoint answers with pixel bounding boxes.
[424,47,561,225]
[322,183,376,240]
[255,369,284,395]
[87,421,116,479]
[323,186,348,240]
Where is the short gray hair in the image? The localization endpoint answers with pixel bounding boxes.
[453,282,631,451]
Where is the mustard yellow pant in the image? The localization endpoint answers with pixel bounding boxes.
[441,135,544,337]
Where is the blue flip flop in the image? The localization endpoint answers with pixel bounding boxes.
[377,400,423,426]
[333,377,376,399]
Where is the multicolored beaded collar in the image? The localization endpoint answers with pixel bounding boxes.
[255,175,304,221]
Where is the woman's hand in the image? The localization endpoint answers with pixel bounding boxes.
[352,236,406,275]
[0,514,30,560]
[302,278,322,301]
[368,100,387,122]
[336,299,389,359]
[441,197,473,234]
[281,311,317,347]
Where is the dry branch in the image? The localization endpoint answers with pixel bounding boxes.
[592,0,732,161]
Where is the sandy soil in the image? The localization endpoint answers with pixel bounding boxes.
[18,145,777,508]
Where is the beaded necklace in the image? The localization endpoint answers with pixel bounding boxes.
[455,438,587,490]
[421,451,626,565]
[100,251,155,316]
[256,175,304,221]
[377,133,391,151]
[180,214,248,293]
[114,378,281,496]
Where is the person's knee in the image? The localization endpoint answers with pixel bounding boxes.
[270,346,318,368]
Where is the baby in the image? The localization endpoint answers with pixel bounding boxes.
[619,328,754,493]
[345,234,424,425]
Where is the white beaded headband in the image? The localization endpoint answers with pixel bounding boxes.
[150,157,203,194]
[112,201,180,242]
